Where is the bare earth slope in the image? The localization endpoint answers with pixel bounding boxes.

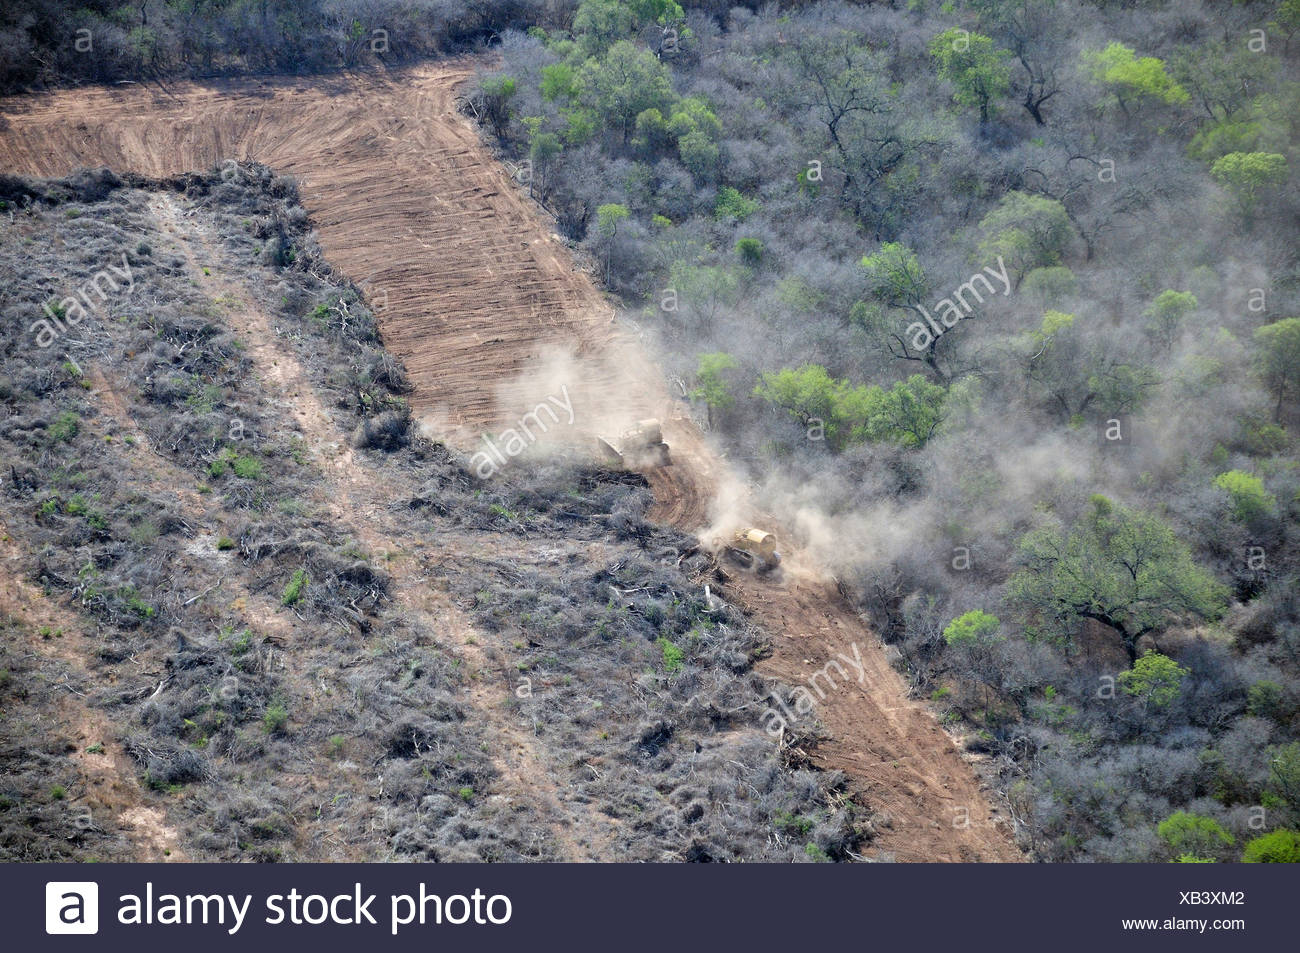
[0,63,1019,861]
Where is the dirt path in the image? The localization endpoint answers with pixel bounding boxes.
[0,63,1021,861]
[657,432,1018,861]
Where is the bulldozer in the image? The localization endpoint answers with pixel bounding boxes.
[724,528,782,572]
[596,418,672,470]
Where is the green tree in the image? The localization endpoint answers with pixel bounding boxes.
[865,375,947,448]
[678,128,720,180]
[1120,652,1190,710]
[596,203,628,235]
[669,97,722,180]
[943,610,1002,647]
[735,238,763,266]
[667,96,721,141]
[1084,42,1188,116]
[666,261,740,325]
[572,0,635,56]
[1157,811,1234,860]
[858,243,956,380]
[1254,317,1300,419]
[527,131,563,199]
[571,0,684,57]
[477,75,518,139]
[692,352,738,428]
[1020,266,1079,307]
[1020,311,1158,422]
[1021,310,1086,420]
[714,187,758,222]
[632,107,672,156]
[579,41,675,145]
[1027,309,1077,351]
[1189,114,1279,163]
[861,242,930,310]
[594,202,629,276]
[1144,290,1197,350]
[1007,495,1229,661]
[976,191,1073,286]
[1018,308,1093,420]
[754,364,843,440]
[1088,361,1161,416]
[943,610,1005,709]
[1242,829,1300,863]
[1212,471,1276,524]
[755,367,944,450]
[1168,40,1276,125]
[929,28,1012,124]
[1247,680,1289,724]
[633,96,720,168]
[1210,152,1288,216]
[1273,0,1300,52]
[540,63,582,103]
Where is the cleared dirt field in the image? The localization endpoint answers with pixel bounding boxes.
[0,63,1020,861]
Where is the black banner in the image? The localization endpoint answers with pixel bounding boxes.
[10,863,1291,951]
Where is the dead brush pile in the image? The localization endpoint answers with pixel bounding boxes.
[0,617,137,860]
[408,459,860,861]
[0,166,493,860]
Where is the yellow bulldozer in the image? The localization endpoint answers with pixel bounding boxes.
[724,528,782,572]
[597,418,672,469]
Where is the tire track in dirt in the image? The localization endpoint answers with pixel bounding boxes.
[1,64,1021,861]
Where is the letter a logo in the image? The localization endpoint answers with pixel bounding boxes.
[46,882,99,934]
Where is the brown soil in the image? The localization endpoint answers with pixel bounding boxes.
[0,62,1021,861]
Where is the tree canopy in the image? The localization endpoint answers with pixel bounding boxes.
[1084,42,1188,113]
[1254,317,1300,418]
[1008,495,1228,659]
[929,28,1012,124]
[755,367,946,450]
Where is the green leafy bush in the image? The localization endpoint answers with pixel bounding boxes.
[1008,496,1228,658]
[929,28,1012,123]
[942,610,1002,647]
[714,187,758,222]
[1120,653,1189,710]
[48,411,80,443]
[1242,829,1300,863]
[735,237,763,265]
[263,702,289,735]
[1212,470,1276,523]
[281,569,308,607]
[1210,152,1288,215]
[1084,42,1188,107]
[755,366,946,450]
[657,636,684,672]
[1157,811,1234,859]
